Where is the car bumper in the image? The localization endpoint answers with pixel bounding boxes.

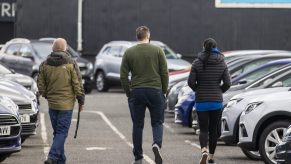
[20,112,39,136]
[276,141,291,164]
[0,136,21,154]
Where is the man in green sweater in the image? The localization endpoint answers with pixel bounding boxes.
[120,26,169,164]
[38,38,85,164]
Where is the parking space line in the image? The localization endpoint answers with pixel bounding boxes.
[163,123,175,133]
[40,112,50,157]
[185,140,201,150]
[85,110,155,164]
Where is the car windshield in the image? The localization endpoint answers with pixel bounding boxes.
[160,46,178,59]
[0,64,12,74]
[32,42,79,59]
[240,64,285,83]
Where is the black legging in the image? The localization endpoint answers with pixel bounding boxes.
[197,109,222,154]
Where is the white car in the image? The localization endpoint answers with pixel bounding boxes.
[238,89,291,164]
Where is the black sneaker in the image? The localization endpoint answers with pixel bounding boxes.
[208,159,216,164]
[44,159,57,164]
[152,144,163,164]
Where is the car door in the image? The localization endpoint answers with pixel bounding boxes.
[18,44,35,76]
[1,43,21,72]
[102,45,123,80]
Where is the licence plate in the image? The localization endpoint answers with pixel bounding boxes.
[0,126,10,136]
[20,114,30,123]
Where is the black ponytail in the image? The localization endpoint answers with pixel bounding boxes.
[202,38,217,69]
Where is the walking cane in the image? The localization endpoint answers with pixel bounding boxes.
[74,107,81,139]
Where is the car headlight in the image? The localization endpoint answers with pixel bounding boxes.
[282,126,291,142]
[87,62,93,71]
[226,98,243,108]
[245,102,263,114]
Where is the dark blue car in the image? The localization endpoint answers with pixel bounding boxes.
[0,96,21,162]
[276,125,291,164]
[232,58,291,85]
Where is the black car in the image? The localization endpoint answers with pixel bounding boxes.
[0,38,94,93]
[276,125,291,164]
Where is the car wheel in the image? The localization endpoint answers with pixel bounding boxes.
[0,153,10,162]
[240,147,261,160]
[259,120,290,164]
[21,136,29,144]
[84,85,92,94]
[95,71,109,92]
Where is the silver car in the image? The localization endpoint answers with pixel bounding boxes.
[94,41,191,91]
[0,78,39,142]
[238,89,291,164]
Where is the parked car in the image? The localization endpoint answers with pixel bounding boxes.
[0,38,94,93]
[238,89,291,164]
[0,78,39,142]
[94,41,191,91]
[0,63,38,96]
[221,87,290,160]
[227,53,291,78]
[0,96,21,162]
[223,64,291,104]
[232,58,291,85]
[276,125,291,164]
[166,80,187,112]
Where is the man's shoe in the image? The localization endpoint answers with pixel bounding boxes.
[208,159,216,164]
[152,144,163,164]
[44,158,58,164]
[132,159,142,164]
[199,151,208,164]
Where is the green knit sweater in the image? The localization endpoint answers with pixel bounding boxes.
[120,43,169,97]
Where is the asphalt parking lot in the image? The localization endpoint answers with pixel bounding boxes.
[2,89,264,164]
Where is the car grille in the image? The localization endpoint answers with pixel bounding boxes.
[21,124,36,134]
[18,104,32,111]
[79,66,87,71]
[0,115,18,125]
[0,115,21,137]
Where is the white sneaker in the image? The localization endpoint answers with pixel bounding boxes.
[152,144,163,164]
[199,151,208,164]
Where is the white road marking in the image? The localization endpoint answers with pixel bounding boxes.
[40,113,50,156]
[72,119,77,122]
[163,123,175,133]
[86,147,111,151]
[185,140,201,149]
[85,111,155,164]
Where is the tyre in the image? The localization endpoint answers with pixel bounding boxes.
[0,153,10,162]
[21,136,28,144]
[84,85,92,94]
[240,147,261,160]
[95,71,109,92]
[259,120,290,164]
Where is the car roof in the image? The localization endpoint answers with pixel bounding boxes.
[105,40,165,47]
[223,50,288,56]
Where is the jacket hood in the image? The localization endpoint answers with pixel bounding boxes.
[197,52,225,65]
[46,51,70,66]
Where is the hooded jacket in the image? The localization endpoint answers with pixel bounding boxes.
[188,52,231,102]
[37,51,85,110]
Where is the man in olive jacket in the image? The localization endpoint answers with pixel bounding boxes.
[37,38,85,164]
[120,26,168,164]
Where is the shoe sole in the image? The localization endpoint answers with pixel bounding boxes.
[152,146,163,164]
[199,153,208,164]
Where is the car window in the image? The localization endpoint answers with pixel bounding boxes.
[160,46,177,59]
[19,45,34,58]
[5,44,21,56]
[242,64,284,83]
[107,46,121,57]
[269,73,291,87]
[0,64,11,74]
[242,58,274,73]
[31,42,52,59]
[249,70,286,88]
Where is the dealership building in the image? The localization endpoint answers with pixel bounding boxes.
[2,0,291,59]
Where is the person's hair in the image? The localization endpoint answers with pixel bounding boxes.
[52,38,67,52]
[202,38,218,69]
[136,26,150,41]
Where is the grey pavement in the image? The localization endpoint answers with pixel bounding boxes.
[2,89,263,164]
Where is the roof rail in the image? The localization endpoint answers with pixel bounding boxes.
[8,38,30,44]
[39,37,56,41]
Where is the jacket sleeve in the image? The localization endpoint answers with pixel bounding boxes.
[221,64,232,93]
[120,51,131,97]
[37,62,47,97]
[188,62,197,92]
[158,48,169,94]
[71,60,85,105]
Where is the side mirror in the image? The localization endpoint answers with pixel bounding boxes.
[176,53,182,59]
[10,69,15,74]
[271,81,283,88]
[238,79,247,85]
